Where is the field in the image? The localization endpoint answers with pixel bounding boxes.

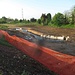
[0,24,75,75]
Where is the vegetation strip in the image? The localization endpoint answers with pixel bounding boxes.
[0,36,13,47]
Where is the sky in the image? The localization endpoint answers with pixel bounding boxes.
[0,0,75,20]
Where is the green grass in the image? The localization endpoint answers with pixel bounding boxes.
[14,22,40,27]
[0,36,13,47]
[0,23,75,29]
[60,24,75,28]
[48,23,75,28]
[17,23,75,29]
[0,25,8,30]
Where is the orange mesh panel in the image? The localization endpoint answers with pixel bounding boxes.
[0,30,3,38]
[0,30,75,75]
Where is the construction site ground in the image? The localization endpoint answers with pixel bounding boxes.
[0,44,57,75]
[0,25,75,75]
[12,25,75,56]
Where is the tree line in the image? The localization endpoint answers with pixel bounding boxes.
[0,6,75,26]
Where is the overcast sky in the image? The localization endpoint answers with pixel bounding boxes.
[0,0,75,19]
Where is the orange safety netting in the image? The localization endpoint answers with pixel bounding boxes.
[0,30,75,75]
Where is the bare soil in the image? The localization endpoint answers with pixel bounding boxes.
[0,26,75,75]
[0,44,56,75]
[22,26,75,56]
[24,26,75,41]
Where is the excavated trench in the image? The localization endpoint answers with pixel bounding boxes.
[12,29,75,56]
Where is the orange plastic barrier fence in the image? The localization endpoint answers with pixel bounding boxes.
[0,31,3,38]
[0,30,75,75]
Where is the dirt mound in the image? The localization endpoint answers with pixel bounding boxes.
[25,26,75,41]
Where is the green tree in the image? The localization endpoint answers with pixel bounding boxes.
[71,6,75,25]
[64,10,71,24]
[30,18,36,22]
[14,18,19,23]
[52,13,66,26]
[47,13,51,24]
[19,19,23,22]
[7,18,14,23]
[38,19,41,24]
[41,14,47,25]
[64,13,69,24]
[0,16,7,23]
